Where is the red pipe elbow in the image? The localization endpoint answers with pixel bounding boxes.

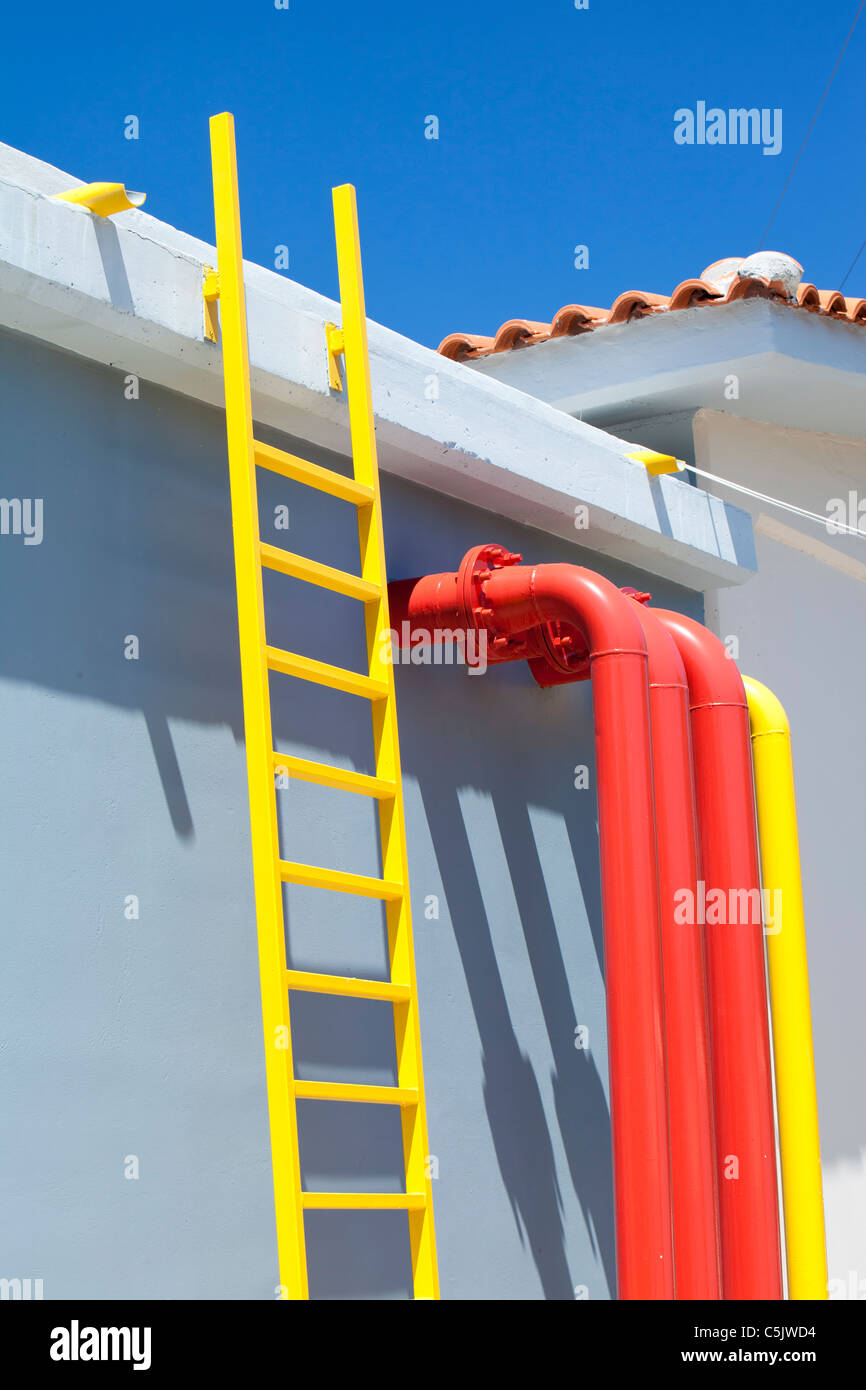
[389,548,782,1299]
[487,566,675,1297]
[652,609,783,1300]
[630,600,721,1300]
[389,549,674,1299]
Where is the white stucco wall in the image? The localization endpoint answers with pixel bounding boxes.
[694,409,866,1298]
[0,326,706,1299]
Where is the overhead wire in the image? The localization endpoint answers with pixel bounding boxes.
[759,0,865,249]
[679,461,866,539]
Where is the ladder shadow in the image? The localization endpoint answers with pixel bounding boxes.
[142,704,194,841]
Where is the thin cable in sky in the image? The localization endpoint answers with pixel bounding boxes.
[839,236,866,293]
[758,0,865,249]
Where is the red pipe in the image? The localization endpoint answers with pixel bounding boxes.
[628,598,721,1299]
[390,547,674,1299]
[652,609,783,1300]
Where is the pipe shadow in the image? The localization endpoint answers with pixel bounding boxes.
[494,797,616,1290]
[418,779,575,1299]
[562,768,606,981]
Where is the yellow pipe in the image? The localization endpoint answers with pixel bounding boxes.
[743,676,828,1299]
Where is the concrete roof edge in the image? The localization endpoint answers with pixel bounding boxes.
[468,299,866,444]
[0,145,754,590]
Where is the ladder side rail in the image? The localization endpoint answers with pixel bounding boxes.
[209,112,308,1300]
[332,184,440,1300]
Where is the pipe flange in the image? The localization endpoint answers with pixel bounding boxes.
[457,543,523,630]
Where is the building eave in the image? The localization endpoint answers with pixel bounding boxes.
[0,142,754,590]
[468,298,866,442]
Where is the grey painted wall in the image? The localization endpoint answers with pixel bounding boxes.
[693,409,866,1294]
[0,327,701,1300]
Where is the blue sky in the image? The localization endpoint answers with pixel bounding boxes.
[1,0,863,348]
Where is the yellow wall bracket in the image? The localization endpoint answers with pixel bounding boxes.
[626,449,686,476]
[744,675,828,1300]
[203,266,220,343]
[54,182,146,217]
[325,321,344,391]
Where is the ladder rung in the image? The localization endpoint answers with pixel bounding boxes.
[272,751,396,800]
[286,968,411,1004]
[253,440,374,507]
[301,1192,427,1211]
[279,860,403,900]
[266,646,388,701]
[260,543,381,603]
[294,1080,419,1106]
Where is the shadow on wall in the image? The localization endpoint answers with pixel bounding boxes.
[416,767,614,1296]
[0,327,703,1299]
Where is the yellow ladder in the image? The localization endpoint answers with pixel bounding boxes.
[207,112,439,1300]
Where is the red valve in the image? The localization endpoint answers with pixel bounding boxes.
[389,548,654,689]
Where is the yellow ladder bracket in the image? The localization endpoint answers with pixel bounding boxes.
[208,112,439,1301]
[202,266,220,344]
[325,321,345,391]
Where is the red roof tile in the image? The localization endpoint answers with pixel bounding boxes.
[438,254,865,362]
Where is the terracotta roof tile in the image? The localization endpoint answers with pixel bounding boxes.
[667,278,719,310]
[607,289,669,324]
[490,319,552,352]
[818,289,848,315]
[549,304,608,336]
[438,253,865,362]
